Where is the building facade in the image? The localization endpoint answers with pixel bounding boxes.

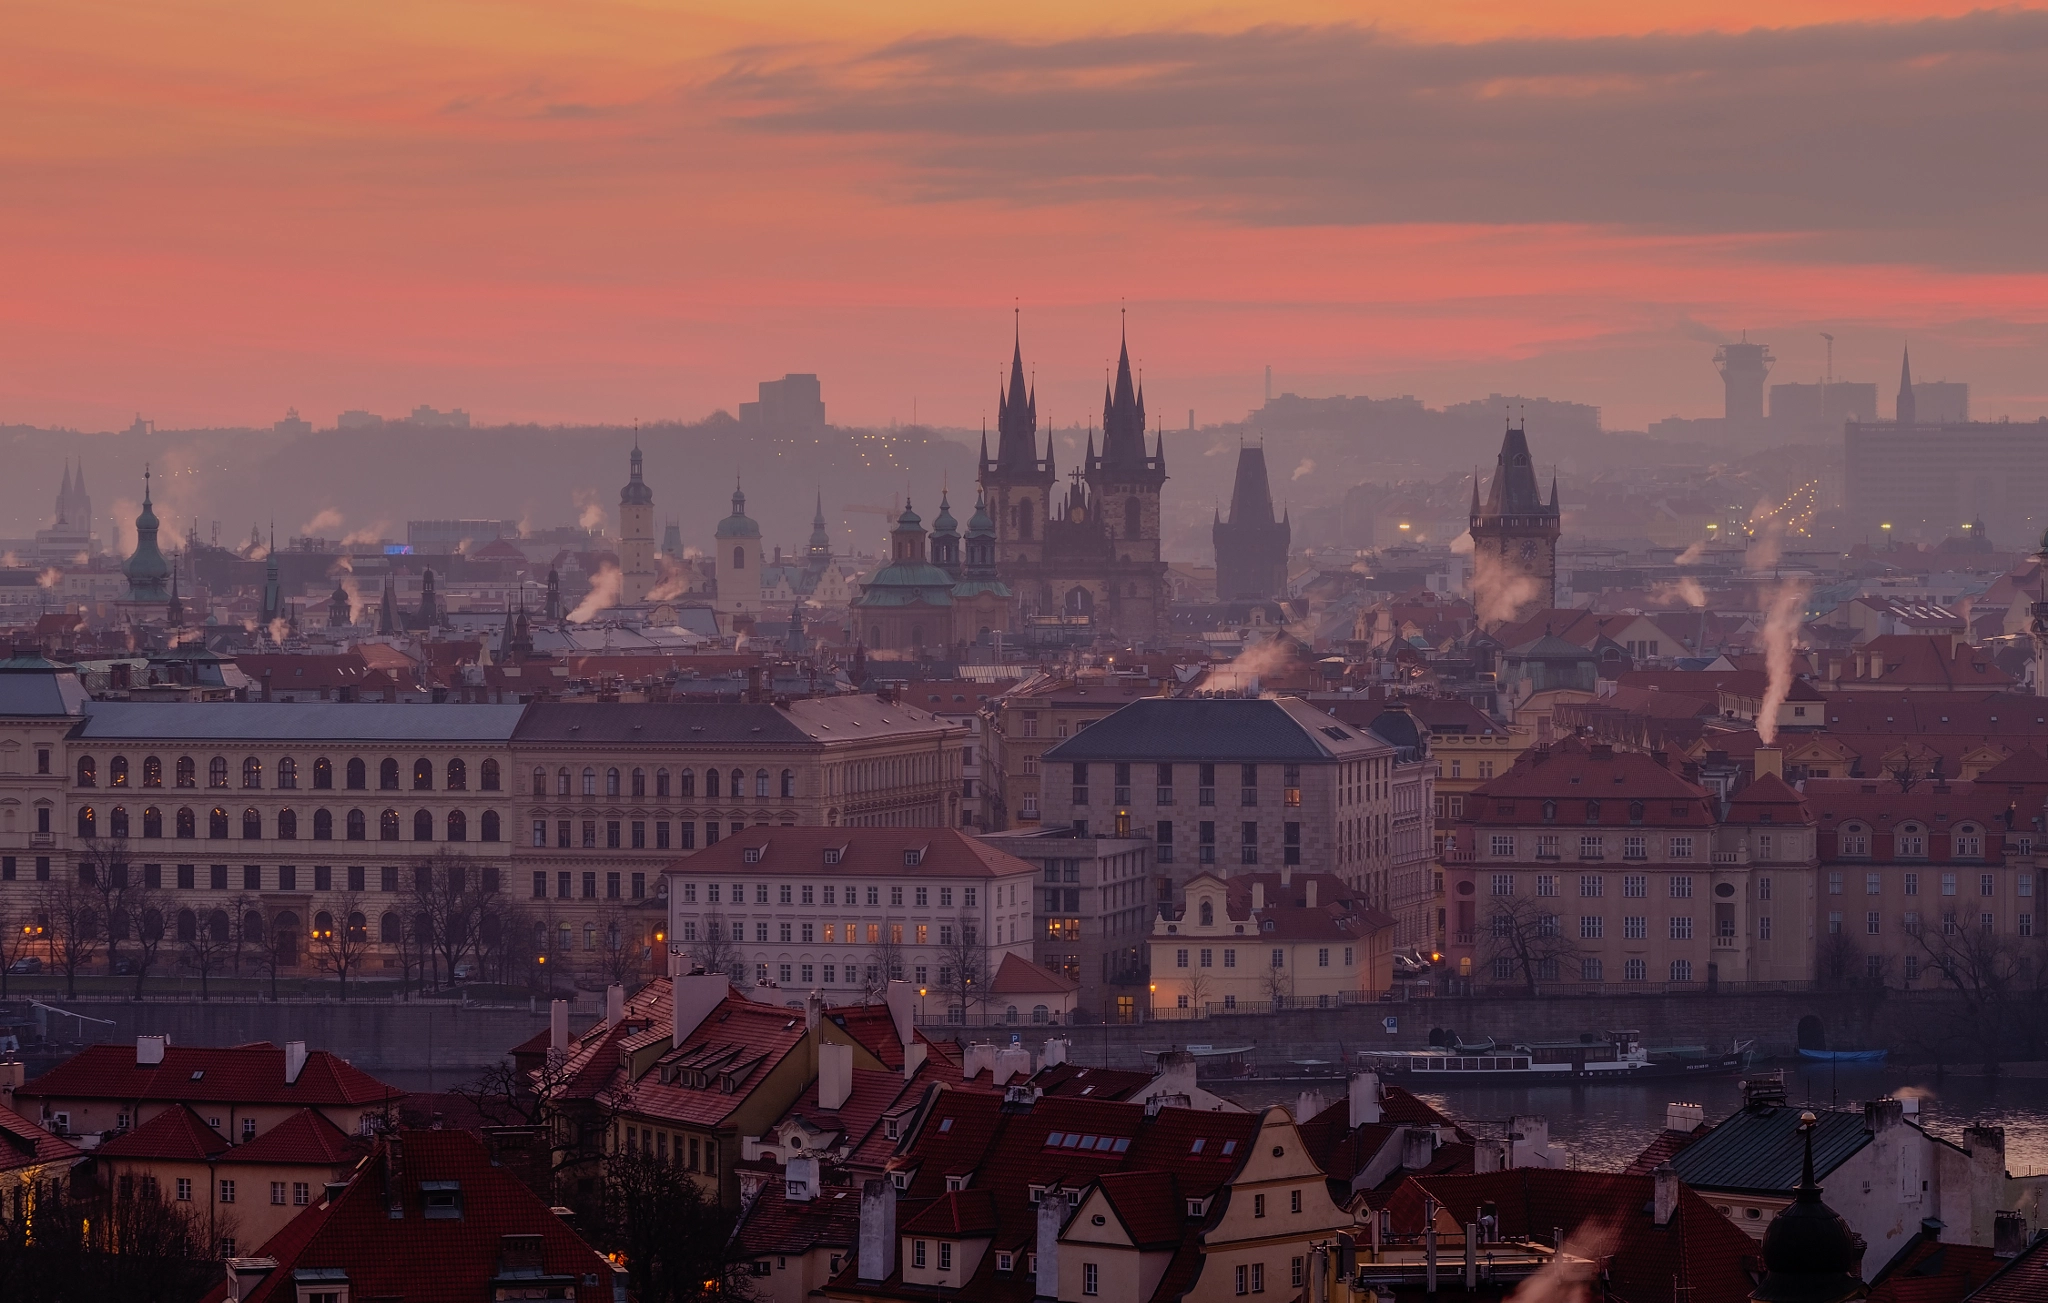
[977,672,1163,833]
[1149,869,1395,1015]
[978,827,1152,1023]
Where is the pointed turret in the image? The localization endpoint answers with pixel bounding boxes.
[57,461,73,527]
[1480,421,1551,519]
[1214,445,1290,601]
[992,322,1042,475]
[1896,345,1917,426]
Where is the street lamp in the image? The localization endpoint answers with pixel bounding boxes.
[1148,982,1157,1024]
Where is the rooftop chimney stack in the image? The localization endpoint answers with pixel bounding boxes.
[284,1040,308,1086]
[606,984,625,1029]
[857,1178,898,1282]
[818,1040,854,1111]
[548,1000,570,1066]
[1652,1163,1678,1227]
[671,973,731,1051]
[1754,746,1783,780]
[1665,1101,1705,1132]
[1035,1187,1065,1299]
[1348,1072,1382,1128]
[785,1153,819,1203]
[137,1034,168,1067]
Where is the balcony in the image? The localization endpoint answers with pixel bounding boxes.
[1713,936,1740,950]
[1710,851,1746,865]
[29,832,55,849]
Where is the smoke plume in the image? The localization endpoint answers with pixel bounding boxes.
[1754,580,1808,745]
[1507,1217,1619,1303]
[568,564,622,622]
[1674,540,1706,565]
[342,522,390,547]
[572,488,606,533]
[1650,577,1708,608]
[1471,551,1543,627]
[645,556,695,603]
[1292,458,1315,481]
[302,507,344,535]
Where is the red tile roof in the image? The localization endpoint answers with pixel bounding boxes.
[988,952,1078,996]
[0,1101,82,1172]
[18,1042,399,1110]
[96,1104,231,1161]
[1622,1124,1713,1176]
[1029,1063,1155,1101]
[668,826,1037,881]
[207,1130,616,1303]
[1466,737,1716,826]
[1092,1170,1184,1248]
[901,1188,998,1236]
[1867,1236,2005,1303]
[229,1108,369,1166]
[733,1175,863,1257]
[1386,1169,1760,1303]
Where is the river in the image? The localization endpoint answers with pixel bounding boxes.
[1224,1062,2048,1175]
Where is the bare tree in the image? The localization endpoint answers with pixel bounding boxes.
[0,897,45,999]
[1479,894,1582,995]
[1260,962,1297,1012]
[408,852,495,989]
[78,836,133,975]
[178,903,236,1001]
[126,891,171,999]
[591,897,649,990]
[863,919,906,1003]
[1815,930,1865,987]
[1912,918,2026,1074]
[310,890,374,1001]
[39,872,104,999]
[933,914,989,1024]
[689,909,743,985]
[1178,962,1215,1018]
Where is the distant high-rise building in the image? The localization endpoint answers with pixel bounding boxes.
[1212,445,1290,601]
[1715,337,1774,422]
[618,439,657,604]
[1846,352,2034,542]
[737,374,825,431]
[406,405,470,429]
[1770,382,1877,428]
[273,408,313,437]
[337,410,383,431]
[1912,380,1969,424]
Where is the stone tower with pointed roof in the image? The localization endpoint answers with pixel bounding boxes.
[1468,420,1561,624]
[618,438,658,604]
[123,469,171,603]
[1213,444,1290,601]
[978,317,1171,640]
[1895,345,1917,426]
[713,482,763,618]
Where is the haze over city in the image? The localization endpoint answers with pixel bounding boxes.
[4,6,2048,1303]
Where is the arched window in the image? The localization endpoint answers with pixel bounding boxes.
[243,808,262,839]
[755,770,770,799]
[176,807,196,838]
[582,768,597,797]
[446,810,467,842]
[557,768,571,797]
[481,811,500,843]
[346,912,368,942]
[1005,1004,1019,1024]
[380,912,402,944]
[76,756,96,788]
[141,908,164,943]
[1628,800,1646,824]
[176,909,197,942]
[731,770,745,801]
[679,769,695,799]
[208,807,229,838]
[313,911,334,938]
[1032,1004,1049,1024]
[1584,800,1601,823]
[110,755,129,787]
[705,768,721,799]
[278,808,298,839]
[143,807,163,838]
[77,806,95,838]
[532,767,548,796]
[379,758,400,791]
[314,808,333,840]
[781,769,795,799]
[278,757,298,789]
[732,546,746,571]
[143,755,163,788]
[1124,496,1141,539]
[480,759,500,791]
[110,806,129,838]
[631,768,646,798]
[243,757,263,789]
[176,756,196,788]
[313,757,332,789]
[345,758,366,790]
[206,910,230,943]
[209,757,228,788]
[606,768,621,798]
[381,810,401,841]
[1541,800,1558,823]
[274,912,299,965]
[655,768,670,798]
[413,758,433,790]
[446,758,466,791]
[346,809,366,840]
[243,912,264,944]
[1199,899,1214,926]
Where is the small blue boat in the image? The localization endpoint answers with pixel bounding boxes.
[1798,1048,1888,1063]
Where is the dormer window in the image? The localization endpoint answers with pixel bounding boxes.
[743,847,762,864]
[884,1118,899,1140]
[420,1180,462,1220]
[1187,1199,1206,1218]
[824,848,842,865]
[903,849,923,867]
[946,1175,967,1192]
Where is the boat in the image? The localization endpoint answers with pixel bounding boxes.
[1365,1030,1755,1083]
[1797,1048,1888,1063]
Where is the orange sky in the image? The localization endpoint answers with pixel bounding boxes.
[4,1,2046,432]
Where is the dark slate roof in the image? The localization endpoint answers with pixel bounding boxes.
[0,658,90,718]
[74,701,526,742]
[511,697,953,745]
[1668,1104,1873,1194]
[1041,697,1389,763]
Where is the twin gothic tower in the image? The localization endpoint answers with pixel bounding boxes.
[978,324,1170,639]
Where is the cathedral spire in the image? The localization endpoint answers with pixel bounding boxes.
[1098,321,1153,475]
[992,314,1041,475]
[1896,344,1917,426]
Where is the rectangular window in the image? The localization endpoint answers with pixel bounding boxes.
[1981,873,1996,897]
[1536,874,1557,897]
[1942,873,1957,896]
[1623,834,1646,860]
[532,871,547,899]
[1868,911,1882,935]
[1669,916,1693,940]
[1579,915,1603,940]
[1241,822,1259,865]
[1669,835,1693,859]
[1759,915,1772,940]
[1579,835,1604,860]
[313,864,332,891]
[1083,1263,1097,1296]
[1670,876,1693,899]
[1624,874,1647,898]
[532,820,547,847]
[1490,834,1515,857]
[219,1179,236,1204]
[1283,822,1300,866]
[1580,957,1603,981]
[1176,949,1189,968]
[1828,872,1843,895]
[1579,875,1603,898]
[1223,949,1236,968]
[1623,915,1646,940]
[1867,873,1882,895]
[1491,873,1515,896]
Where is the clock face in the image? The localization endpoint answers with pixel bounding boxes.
[1519,539,1539,562]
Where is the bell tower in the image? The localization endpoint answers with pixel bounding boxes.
[979,317,1054,569]
[1468,421,1561,624]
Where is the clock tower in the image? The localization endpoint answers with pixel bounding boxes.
[1468,420,1560,625]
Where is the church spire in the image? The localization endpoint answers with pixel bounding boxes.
[1098,320,1154,476]
[1896,344,1917,426]
[992,313,1042,475]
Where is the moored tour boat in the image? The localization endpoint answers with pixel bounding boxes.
[1365,1029,1753,1082]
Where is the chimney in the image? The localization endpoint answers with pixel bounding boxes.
[137,1034,168,1067]
[857,1178,897,1282]
[549,1000,570,1064]
[1863,1097,1903,1135]
[1652,1163,1678,1227]
[1279,864,1292,887]
[1041,1038,1069,1068]
[963,1042,996,1081]
[1305,880,1317,908]
[818,1040,854,1111]
[1993,1211,2027,1259]
[671,973,731,1050]
[284,1041,308,1086]
[1348,1072,1382,1127]
[1401,1126,1435,1170]
[805,989,824,1035]
[1295,1089,1329,1123]
[1755,746,1783,780]
[1035,1187,1065,1299]
[1464,1222,1478,1290]
[1474,1141,1502,1174]
[1665,1102,1704,1132]
[995,1045,1032,1085]
[606,984,625,1029]
[1251,882,1265,911]
[786,1153,819,1203]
